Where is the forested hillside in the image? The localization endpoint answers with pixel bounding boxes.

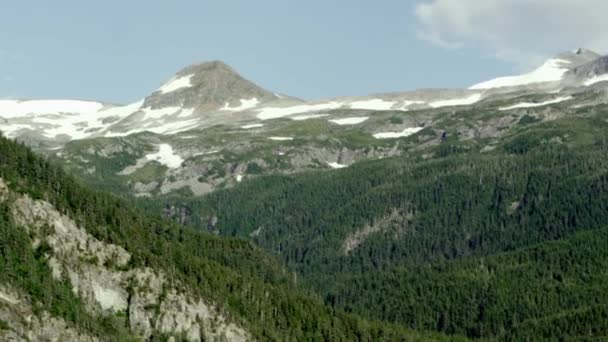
[144,112,608,340]
[0,133,453,340]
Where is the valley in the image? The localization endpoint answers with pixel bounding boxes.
[2,47,608,340]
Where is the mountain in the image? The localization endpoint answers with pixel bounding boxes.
[3,50,608,149]
[2,49,608,340]
[169,96,608,339]
[566,55,608,86]
[36,50,608,198]
[143,60,281,110]
[469,48,601,90]
[0,133,447,341]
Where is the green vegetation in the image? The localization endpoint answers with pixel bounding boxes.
[21,91,608,339]
[0,201,135,339]
[0,134,452,340]
[137,112,608,340]
[324,227,608,338]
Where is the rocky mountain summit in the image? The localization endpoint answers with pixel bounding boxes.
[142,60,281,111]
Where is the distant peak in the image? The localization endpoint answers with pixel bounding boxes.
[176,60,236,77]
[574,48,598,56]
[554,48,600,64]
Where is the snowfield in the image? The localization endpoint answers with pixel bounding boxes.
[145,144,184,168]
[329,117,369,125]
[256,102,344,120]
[158,74,195,94]
[0,99,145,140]
[221,98,260,111]
[399,100,426,110]
[584,74,608,86]
[141,106,183,120]
[429,93,482,108]
[327,162,348,169]
[373,127,424,139]
[290,114,330,121]
[268,136,294,141]
[241,123,264,129]
[499,96,573,111]
[0,99,103,118]
[349,99,396,110]
[99,100,144,118]
[470,59,571,89]
[106,118,201,137]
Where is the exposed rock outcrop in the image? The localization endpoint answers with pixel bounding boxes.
[4,178,249,341]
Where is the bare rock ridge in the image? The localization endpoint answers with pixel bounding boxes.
[567,55,608,83]
[556,48,601,67]
[0,177,249,341]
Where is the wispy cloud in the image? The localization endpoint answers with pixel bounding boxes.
[415,0,608,68]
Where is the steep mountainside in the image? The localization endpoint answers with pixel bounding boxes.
[0,134,451,341]
[139,93,608,339]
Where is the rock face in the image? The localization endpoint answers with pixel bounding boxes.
[556,48,601,68]
[0,285,98,342]
[3,178,249,341]
[567,55,608,81]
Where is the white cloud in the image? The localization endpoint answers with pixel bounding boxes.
[415,0,608,67]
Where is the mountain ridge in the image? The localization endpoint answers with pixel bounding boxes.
[1,49,608,147]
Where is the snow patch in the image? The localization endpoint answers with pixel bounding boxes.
[221,98,260,111]
[584,74,608,86]
[0,99,149,140]
[349,99,396,110]
[268,136,293,141]
[429,93,482,108]
[141,106,183,120]
[329,117,369,125]
[470,59,571,89]
[144,144,184,168]
[193,150,219,157]
[0,99,103,118]
[177,108,195,118]
[256,102,344,120]
[98,100,144,118]
[399,100,426,110]
[327,162,348,169]
[158,74,195,94]
[241,124,264,129]
[499,96,573,111]
[290,114,330,121]
[373,127,424,139]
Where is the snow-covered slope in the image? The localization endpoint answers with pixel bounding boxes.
[470,59,571,90]
[470,49,601,90]
[499,96,573,111]
[3,50,608,146]
[0,99,140,141]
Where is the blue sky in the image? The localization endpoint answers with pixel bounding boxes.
[0,0,604,103]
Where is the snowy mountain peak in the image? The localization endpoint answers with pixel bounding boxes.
[143,60,278,111]
[555,49,600,65]
[470,49,601,90]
